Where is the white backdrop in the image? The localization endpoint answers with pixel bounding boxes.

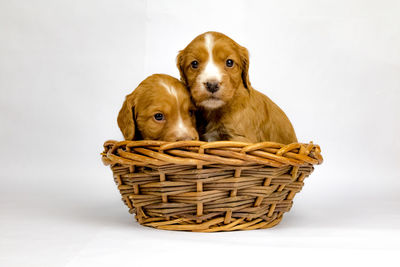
[1,1,399,266]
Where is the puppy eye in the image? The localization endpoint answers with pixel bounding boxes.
[153,113,165,121]
[226,59,234,67]
[189,110,195,117]
[191,60,199,69]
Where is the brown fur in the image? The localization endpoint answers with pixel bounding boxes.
[118,74,199,141]
[176,32,297,144]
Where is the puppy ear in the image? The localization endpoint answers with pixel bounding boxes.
[117,93,136,140]
[239,46,251,89]
[176,50,187,85]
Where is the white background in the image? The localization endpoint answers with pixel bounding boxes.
[1,0,399,266]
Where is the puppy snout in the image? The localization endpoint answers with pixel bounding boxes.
[205,81,220,93]
[175,129,199,141]
[175,135,198,141]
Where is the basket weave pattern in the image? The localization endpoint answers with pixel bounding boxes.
[102,140,323,232]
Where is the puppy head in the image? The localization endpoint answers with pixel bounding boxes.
[117,74,199,141]
[177,31,250,110]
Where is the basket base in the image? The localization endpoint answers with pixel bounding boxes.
[135,214,283,232]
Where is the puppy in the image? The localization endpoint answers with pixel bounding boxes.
[176,31,297,144]
[118,74,199,141]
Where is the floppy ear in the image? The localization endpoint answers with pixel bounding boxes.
[239,46,251,89]
[176,50,187,85]
[117,93,136,140]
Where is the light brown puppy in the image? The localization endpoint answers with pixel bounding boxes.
[177,31,297,144]
[118,74,199,141]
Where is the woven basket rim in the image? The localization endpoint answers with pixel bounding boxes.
[102,140,323,167]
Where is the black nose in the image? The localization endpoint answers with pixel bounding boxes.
[205,81,219,93]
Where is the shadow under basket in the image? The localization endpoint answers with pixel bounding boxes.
[102,140,323,232]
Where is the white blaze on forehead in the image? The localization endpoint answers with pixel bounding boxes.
[160,81,178,99]
[176,115,189,137]
[160,81,191,137]
[198,33,222,82]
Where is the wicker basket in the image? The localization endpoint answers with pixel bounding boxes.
[102,140,323,232]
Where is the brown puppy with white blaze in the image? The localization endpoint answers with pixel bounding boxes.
[176,31,297,144]
[118,74,199,141]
